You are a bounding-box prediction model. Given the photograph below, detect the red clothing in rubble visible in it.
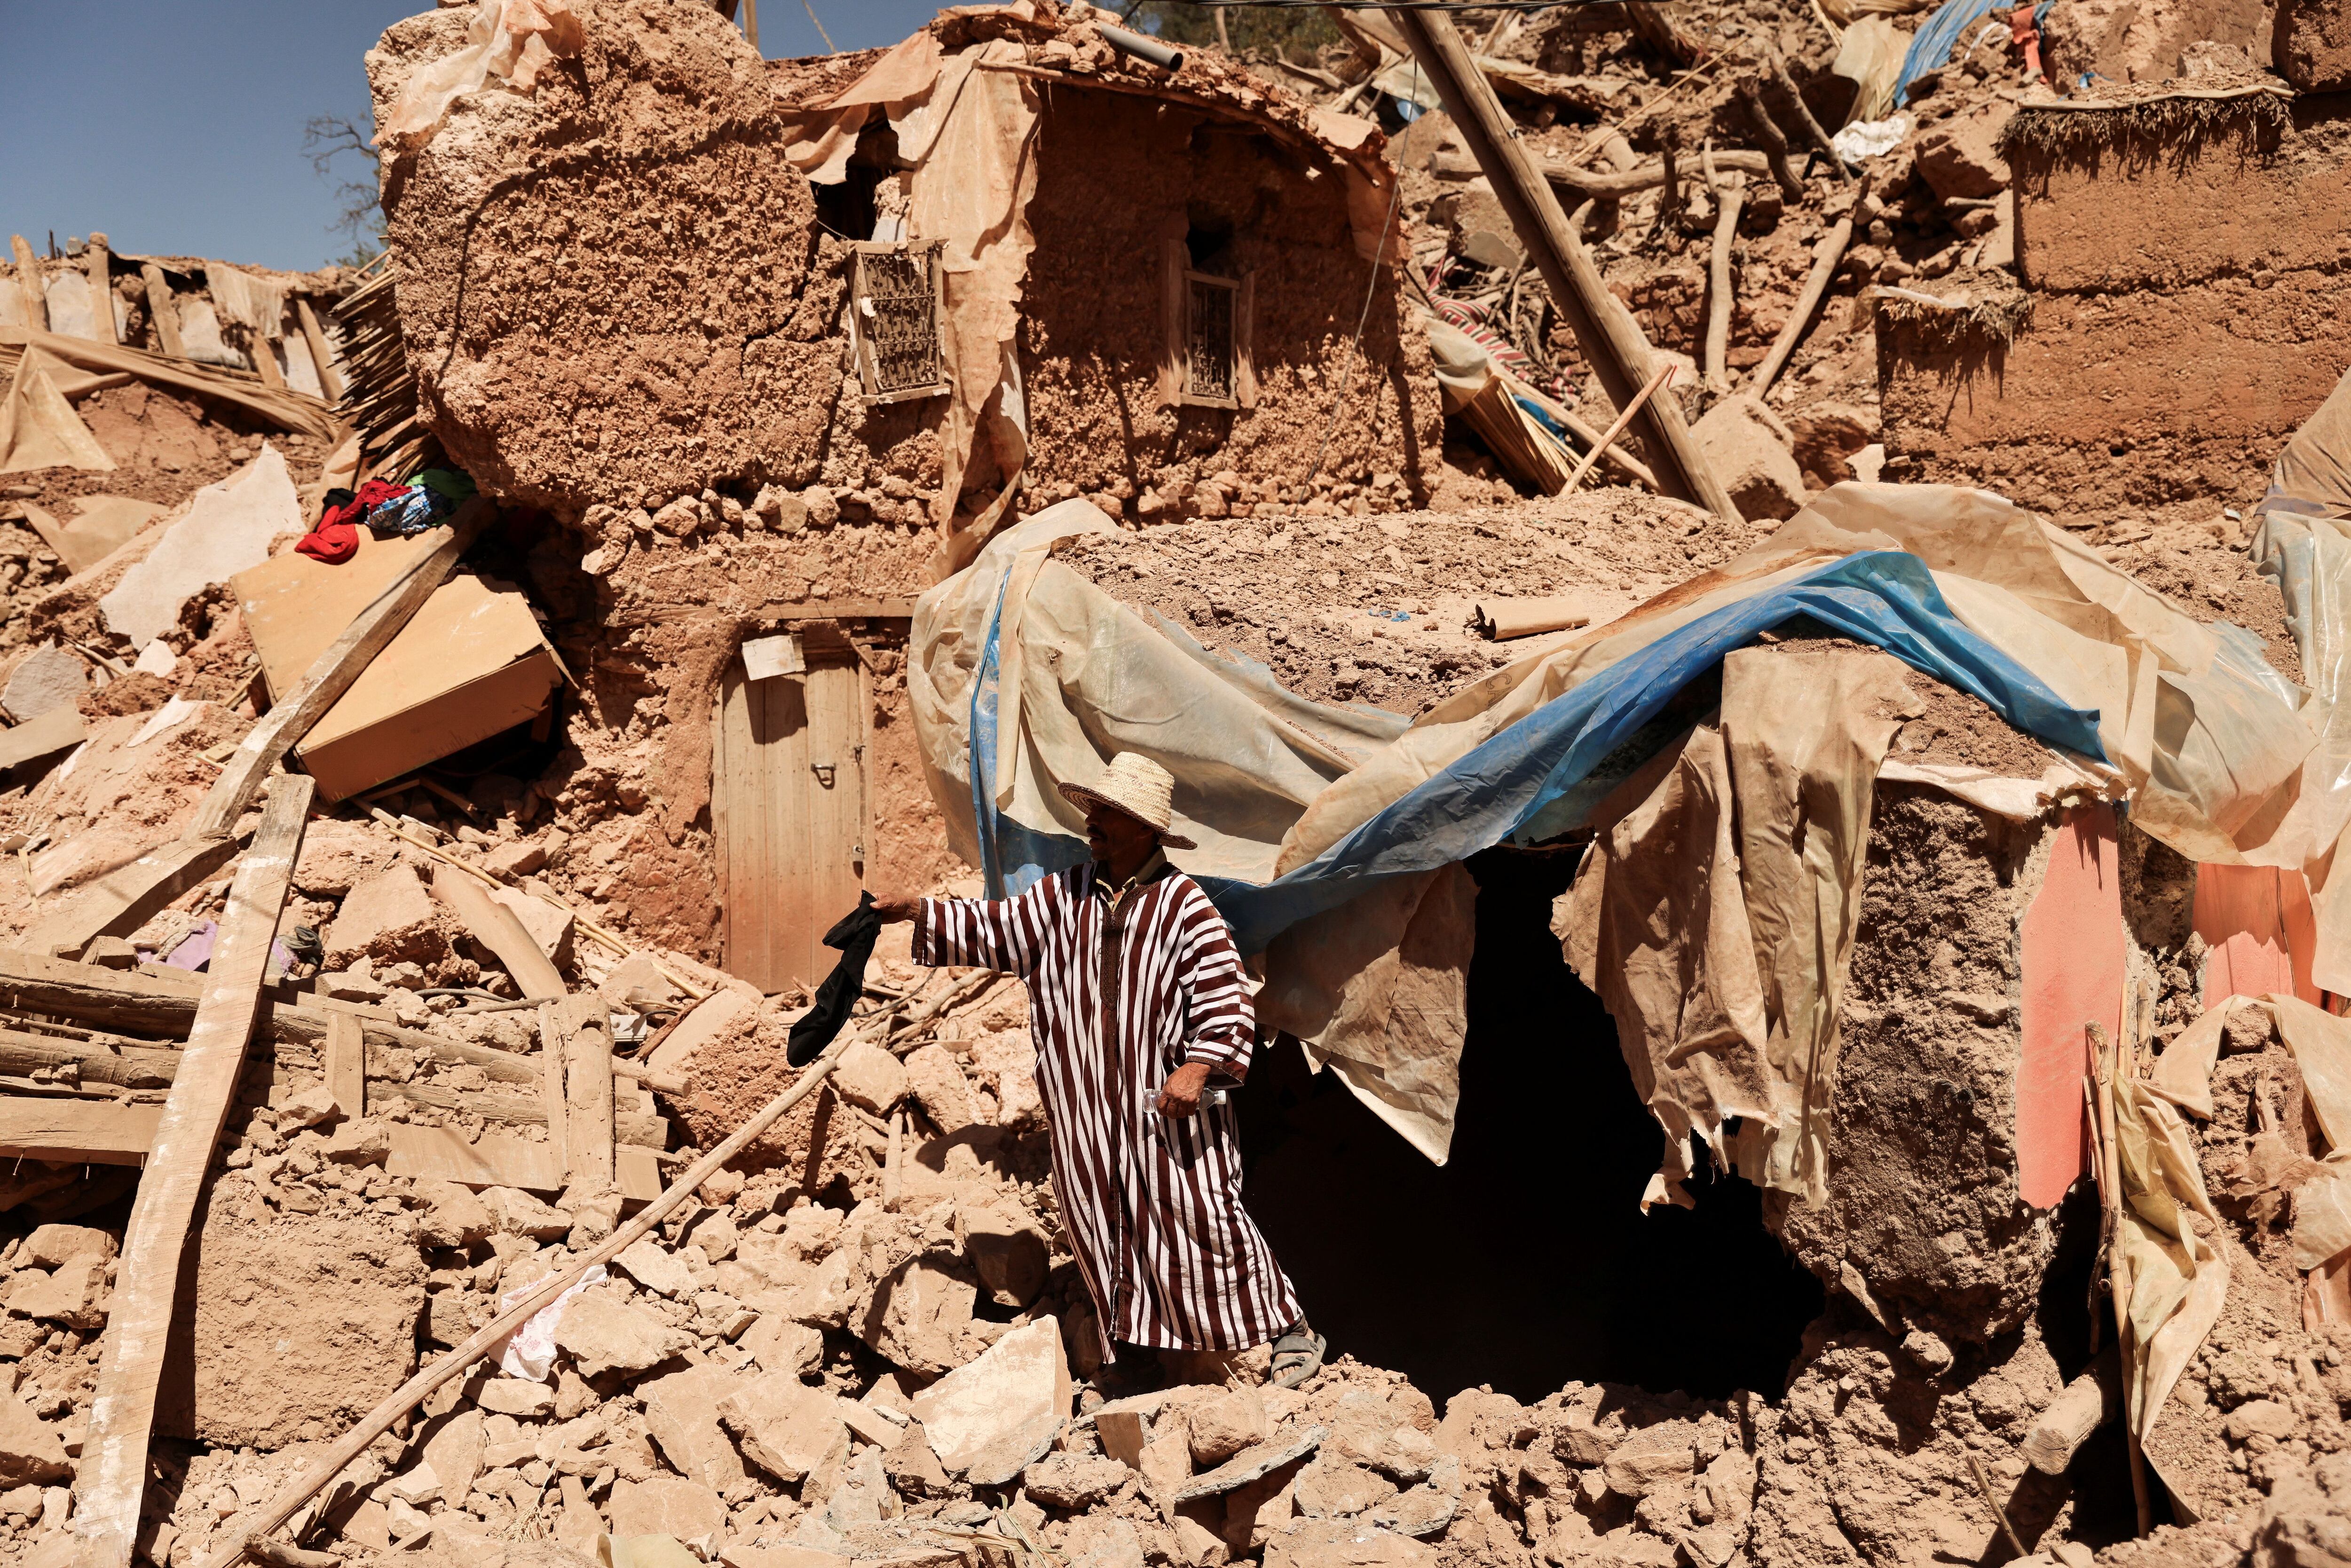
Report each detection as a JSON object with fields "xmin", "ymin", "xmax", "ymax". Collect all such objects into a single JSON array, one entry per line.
[{"xmin": 914, "ymin": 860, "xmax": 1302, "ymax": 1359}]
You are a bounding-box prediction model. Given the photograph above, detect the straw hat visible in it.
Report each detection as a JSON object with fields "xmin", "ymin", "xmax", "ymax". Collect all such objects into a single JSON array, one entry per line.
[{"xmin": 1058, "ymin": 753, "xmax": 1196, "ymax": 850}]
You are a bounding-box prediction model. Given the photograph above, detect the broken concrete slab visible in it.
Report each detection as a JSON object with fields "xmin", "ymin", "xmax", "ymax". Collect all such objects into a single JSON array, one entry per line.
[
  {"xmin": 830, "ymin": 1038, "xmax": 907, "ymax": 1115},
  {"xmin": 2, "ymin": 645, "xmax": 86, "ymax": 723},
  {"xmin": 858, "ymin": 1258, "xmax": 976, "ymax": 1378},
  {"xmin": 21, "ymin": 1225, "xmax": 116, "ymax": 1266},
  {"xmin": 900, "ymin": 1045, "xmax": 977, "ymax": 1133},
  {"xmin": 99, "ymin": 444, "xmax": 300, "ymax": 647},
  {"xmin": 957, "ymin": 1206, "xmax": 1048, "ymax": 1310},
  {"xmin": 1262, "ymin": 1519, "xmax": 1439, "ymax": 1568},
  {"xmin": 613, "ymin": 1237, "xmax": 697, "ymax": 1300},
  {"xmin": 1178, "ymin": 1427, "xmax": 1329, "ymax": 1503},
  {"xmin": 639, "ymin": 1363, "xmax": 751, "ymax": 1491},
  {"xmin": 5, "ymin": 1259, "xmax": 105, "ymax": 1330},
  {"xmin": 909, "ymin": 1316, "xmax": 1071, "ymax": 1487},
  {"xmin": 606, "ymin": 1476, "xmax": 726, "ymax": 1544},
  {"xmin": 549, "ymin": 1292, "xmax": 689, "ymax": 1379},
  {"xmin": 716, "ymin": 1371, "xmax": 850, "ymax": 1484},
  {"xmin": 647, "ymin": 988, "xmax": 752, "ymax": 1078},
  {"xmin": 1691, "ymin": 396, "xmax": 1807, "ymax": 523},
  {"xmin": 1023, "ymin": 1454, "xmax": 1132, "ymax": 1511},
  {"xmin": 322, "ymin": 862, "xmax": 444, "ymax": 970}
]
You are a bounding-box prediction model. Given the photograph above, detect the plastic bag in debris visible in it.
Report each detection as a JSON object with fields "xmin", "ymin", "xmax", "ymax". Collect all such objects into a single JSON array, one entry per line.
[
  {"xmin": 1830, "ymin": 113, "xmax": 1912, "ymax": 162},
  {"xmin": 495, "ymin": 1263, "xmax": 606, "ymax": 1382},
  {"xmin": 1833, "ymin": 17, "xmax": 1910, "ymax": 123},
  {"xmin": 381, "ymin": 0, "xmax": 585, "ymax": 149}
]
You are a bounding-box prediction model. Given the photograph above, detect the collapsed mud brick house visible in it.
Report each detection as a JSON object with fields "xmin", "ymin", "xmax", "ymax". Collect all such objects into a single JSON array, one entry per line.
[{"xmin": 17, "ymin": 1, "xmax": 2351, "ymax": 1568}]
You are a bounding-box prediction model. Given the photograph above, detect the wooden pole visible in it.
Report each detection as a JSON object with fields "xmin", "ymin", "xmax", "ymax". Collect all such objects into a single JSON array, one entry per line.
[
  {"xmin": 293, "ymin": 299, "xmax": 343, "ymax": 403},
  {"xmin": 137, "ymin": 264, "xmax": 182, "ymax": 359},
  {"xmin": 200, "ymin": 1024, "xmax": 868, "ymax": 1568},
  {"xmin": 9, "ymin": 237, "xmax": 47, "ymax": 333},
  {"xmin": 1749, "ymin": 215, "xmax": 1854, "ymax": 398},
  {"xmin": 1736, "ymin": 80, "xmax": 1807, "ymax": 204},
  {"xmin": 741, "ymin": 0, "xmax": 759, "ymax": 49},
  {"xmin": 537, "ymin": 1003, "xmax": 569, "ymax": 1176},
  {"xmin": 188, "ymin": 499, "xmax": 492, "ymax": 842},
  {"xmin": 1771, "ymin": 54, "xmax": 1853, "ymax": 179},
  {"xmin": 1386, "ymin": 6, "xmax": 1738, "ymax": 521},
  {"xmin": 84, "ymin": 235, "xmax": 117, "ymax": 347},
  {"xmin": 1704, "ymin": 177, "xmax": 1745, "ymax": 393},
  {"xmin": 77, "ymin": 777, "xmax": 315, "ymax": 1568},
  {"xmin": 1565, "ymin": 362, "xmax": 1676, "ymax": 495}
]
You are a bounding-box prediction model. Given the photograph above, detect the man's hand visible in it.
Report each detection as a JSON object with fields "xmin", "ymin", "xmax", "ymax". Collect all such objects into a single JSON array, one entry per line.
[
  {"xmin": 1156, "ymin": 1061, "xmax": 1214, "ymax": 1118},
  {"xmin": 869, "ymin": 891, "xmax": 920, "ymax": 923}
]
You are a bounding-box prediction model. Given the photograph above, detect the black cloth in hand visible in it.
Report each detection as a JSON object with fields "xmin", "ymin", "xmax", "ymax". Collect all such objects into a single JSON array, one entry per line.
[{"xmin": 786, "ymin": 890, "xmax": 884, "ymax": 1066}]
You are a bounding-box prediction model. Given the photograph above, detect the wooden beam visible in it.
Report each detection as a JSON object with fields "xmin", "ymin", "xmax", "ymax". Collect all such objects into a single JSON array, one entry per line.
[
  {"xmin": 79, "ymin": 774, "xmax": 313, "ymax": 1568},
  {"xmin": 0, "ymin": 1099, "xmax": 159, "ymax": 1166},
  {"xmin": 562, "ymin": 994, "xmax": 614, "ymax": 1189},
  {"xmin": 538, "ymin": 1002, "xmax": 568, "ymax": 1177},
  {"xmin": 749, "ymin": 598, "xmax": 917, "ymax": 622},
  {"xmin": 9, "ymin": 237, "xmax": 47, "ymax": 334},
  {"xmin": 428, "ymin": 863, "xmax": 564, "ymax": 1001},
  {"xmin": 292, "ymin": 299, "xmax": 342, "ymax": 403},
  {"xmin": 137, "ymin": 264, "xmax": 181, "ymax": 359},
  {"xmin": 84, "ymin": 236, "xmax": 117, "ymax": 347},
  {"xmin": 385, "ymin": 1123, "xmax": 562, "ymax": 1191},
  {"xmin": 1386, "ymin": 7, "xmax": 1738, "ymax": 521},
  {"xmin": 0, "ymin": 1027, "xmax": 179, "ymax": 1088},
  {"xmin": 187, "ymin": 497, "xmax": 493, "ymax": 842},
  {"xmin": 378, "ymin": 1079, "xmax": 664, "ymax": 1147},
  {"xmin": 21, "ymin": 833, "xmax": 246, "ymax": 961},
  {"xmin": 248, "ymin": 334, "xmax": 284, "ymax": 391},
  {"xmin": 323, "ymin": 1012, "xmax": 363, "ymax": 1119}
]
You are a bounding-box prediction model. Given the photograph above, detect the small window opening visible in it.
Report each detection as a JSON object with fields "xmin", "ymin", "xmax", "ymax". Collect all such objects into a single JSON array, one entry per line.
[
  {"xmin": 815, "ymin": 121, "xmax": 900, "ymax": 242},
  {"xmin": 850, "ymin": 243, "xmax": 947, "ymax": 405},
  {"xmin": 1184, "ymin": 273, "xmax": 1239, "ymax": 407}
]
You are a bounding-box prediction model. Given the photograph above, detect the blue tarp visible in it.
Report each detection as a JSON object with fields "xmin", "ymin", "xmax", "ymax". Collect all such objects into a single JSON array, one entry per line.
[
  {"xmin": 1895, "ymin": 0, "xmax": 2057, "ymax": 106},
  {"xmin": 970, "ymin": 549, "xmax": 2106, "ymax": 953}
]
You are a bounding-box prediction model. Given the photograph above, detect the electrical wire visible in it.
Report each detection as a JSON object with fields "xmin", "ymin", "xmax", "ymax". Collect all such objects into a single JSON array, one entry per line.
[
  {"xmin": 1161, "ymin": 1, "xmax": 1615, "ymax": 10},
  {"xmin": 801, "ymin": 0, "xmax": 836, "ymax": 53}
]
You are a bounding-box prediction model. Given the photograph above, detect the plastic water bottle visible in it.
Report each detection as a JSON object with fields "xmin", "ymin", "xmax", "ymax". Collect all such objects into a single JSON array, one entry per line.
[{"xmin": 1144, "ymin": 1084, "xmax": 1230, "ymax": 1115}]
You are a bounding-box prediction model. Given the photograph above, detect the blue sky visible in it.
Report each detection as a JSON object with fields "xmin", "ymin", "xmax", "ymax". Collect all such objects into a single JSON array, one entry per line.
[{"xmin": 0, "ymin": 0, "xmax": 952, "ymax": 274}]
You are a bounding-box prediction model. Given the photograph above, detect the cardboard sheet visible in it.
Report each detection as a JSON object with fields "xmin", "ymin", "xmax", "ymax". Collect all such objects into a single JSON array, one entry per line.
[{"xmin": 235, "ymin": 528, "xmax": 560, "ymax": 801}]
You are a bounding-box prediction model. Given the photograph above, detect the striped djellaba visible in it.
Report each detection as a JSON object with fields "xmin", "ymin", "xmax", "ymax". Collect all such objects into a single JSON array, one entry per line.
[{"xmin": 915, "ymin": 860, "xmax": 1302, "ymax": 1360}]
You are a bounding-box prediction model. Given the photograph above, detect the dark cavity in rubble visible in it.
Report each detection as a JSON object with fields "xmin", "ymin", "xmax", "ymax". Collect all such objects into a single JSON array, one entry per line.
[{"xmin": 1240, "ymin": 849, "xmax": 1824, "ymax": 1403}]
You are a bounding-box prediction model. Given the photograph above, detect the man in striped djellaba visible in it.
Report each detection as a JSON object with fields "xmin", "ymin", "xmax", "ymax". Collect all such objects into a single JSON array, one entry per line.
[{"xmin": 874, "ymin": 752, "xmax": 1325, "ymax": 1393}]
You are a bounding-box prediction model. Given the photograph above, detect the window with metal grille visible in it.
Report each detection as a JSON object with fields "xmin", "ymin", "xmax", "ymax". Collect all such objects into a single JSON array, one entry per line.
[
  {"xmin": 851, "ymin": 243, "xmax": 946, "ymax": 404},
  {"xmin": 1183, "ymin": 271, "xmax": 1240, "ymax": 409}
]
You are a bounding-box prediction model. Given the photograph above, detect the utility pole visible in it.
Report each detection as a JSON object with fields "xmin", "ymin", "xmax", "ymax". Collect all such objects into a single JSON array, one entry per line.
[{"xmin": 1385, "ymin": 7, "xmax": 1738, "ymax": 520}]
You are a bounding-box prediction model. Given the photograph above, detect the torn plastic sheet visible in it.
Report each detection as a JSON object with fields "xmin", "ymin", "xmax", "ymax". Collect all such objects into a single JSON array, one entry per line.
[
  {"xmin": 379, "ymin": 0, "xmax": 584, "ymax": 148},
  {"xmin": 1218, "ymin": 548, "xmax": 2103, "ymax": 954},
  {"xmin": 495, "ymin": 1263, "xmax": 607, "ymax": 1382}
]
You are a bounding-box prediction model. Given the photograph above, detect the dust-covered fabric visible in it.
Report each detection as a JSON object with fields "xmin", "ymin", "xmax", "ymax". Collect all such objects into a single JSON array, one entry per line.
[
  {"xmin": 1556, "ymin": 646, "xmax": 1910, "ymax": 1208},
  {"xmin": 914, "ymin": 865, "xmax": 1301, "ymax": 1357}
]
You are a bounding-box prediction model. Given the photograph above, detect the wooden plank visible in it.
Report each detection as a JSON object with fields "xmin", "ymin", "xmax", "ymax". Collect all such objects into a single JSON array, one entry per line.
[
  {"xmin": 188, "ymin": 497, "xmax": 493, "ymax": 841},
  {"xmin": 19, "ymin": 833, "xmax": 245, "ymax": 961},
  {"xmin": 376, "ymin": 1079, "xmax": 664, "ymax": 1147},
  {"xmin": 0, "ymin": 707, "xmax": 85, "ymax": 775},
  {"xmin": 0, "ymin": 1099, "xmax": 159, "ymax": 1166},
  {"xmin": 384, "ymin": 1123, "xmax": 564, "ymax": 1192},
  {"xmin": 9, "ymin": 237, "xmax": 47, "ymax": 333},
  {"xmin": 747, "ymin": 599, "xmax": 916, "ymax": 622},
  {"xmin": 0, "ymin": 1026, "xmax": 179, "ymax": 1088},
  {"xmin": 137, "ymin": 264, "xmax": 181, "ymax": 359},
  {"xmin": 427, "ymin": 862, "xmax": 564, "ymax": 1000},
  {"xmin": 79, "ymin": 774, "xmax": 313, "ymax": 1568},
  {"xmin": 248, "ymin": 334, "xmax": 285, "ymax": 391},
  {"xmin": 323, "ymin": 1012, "xmax": 363, "ymax": 1119},
  {"xmin": 84, "ymin": 236, "xmax": 117, "ymax": 347},
  {"xmin": 563, "ymin": 994, "xmax": 613, "ymax": 1188},
  {"xmin": 293, "ymin": 299, "xmax": 342, "ymax": 403},
  {"xmin": 538, "ymin": 1002, "xmax": 568, "ymax": 1177}
]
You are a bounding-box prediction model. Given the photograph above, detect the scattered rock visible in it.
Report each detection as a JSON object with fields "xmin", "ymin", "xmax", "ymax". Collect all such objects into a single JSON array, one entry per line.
[
  {"xmin": 717, "ymin": 1371, "xmax": 850, "ymax": 1484},
  {"xmin": 551, "ymin": 1292, "xmax": 690, "ymax": 1379},
  {"xmin": 1024, "ymin": 1454, "xmax": 1132, "ymax": 1510},
  {"xmin": 1691, "ymin": 397, "xmax": 1807, "ymax": 524},
  {"xmin": 831, "ymin": 1038, "xmax": 907, "ymax": 1115},
  {"xmin": 322, "ymin": 863, "xmax": 444, "ymax": 969},
  {"xmin": 20, "ymin": 1226, "xmax": 115, "ymax": 1268},
  {"xmin": 606, "ymin": 1475, "xmax": 726, "ymax": 1544},
  {"xmin": 910, "ymin": 1316, "xmax": 1072, "ymax": 1486}
]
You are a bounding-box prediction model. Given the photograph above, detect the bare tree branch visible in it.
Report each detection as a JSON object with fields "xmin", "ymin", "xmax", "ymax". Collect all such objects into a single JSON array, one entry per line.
[{"xmin": 304, "ymin": 113, "xmax": 386, "ymax": 268}]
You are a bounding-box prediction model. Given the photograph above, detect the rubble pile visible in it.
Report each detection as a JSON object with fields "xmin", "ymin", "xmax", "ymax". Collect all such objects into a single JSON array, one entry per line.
[{"xmin": 4, "ymin": 0, "xmax": 2351, "ymax": 1566}]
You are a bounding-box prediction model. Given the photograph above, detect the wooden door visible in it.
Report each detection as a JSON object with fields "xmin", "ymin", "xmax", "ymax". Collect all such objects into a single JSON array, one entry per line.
[{"xmin": 712, "ymin": 650, "xmax": 869, "ymax": 992}]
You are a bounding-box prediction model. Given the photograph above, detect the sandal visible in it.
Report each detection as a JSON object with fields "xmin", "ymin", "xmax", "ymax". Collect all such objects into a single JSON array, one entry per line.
[{"xmin": 1270, "ymin": 1322, "xmax": 1327, "ymax": 1390}]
